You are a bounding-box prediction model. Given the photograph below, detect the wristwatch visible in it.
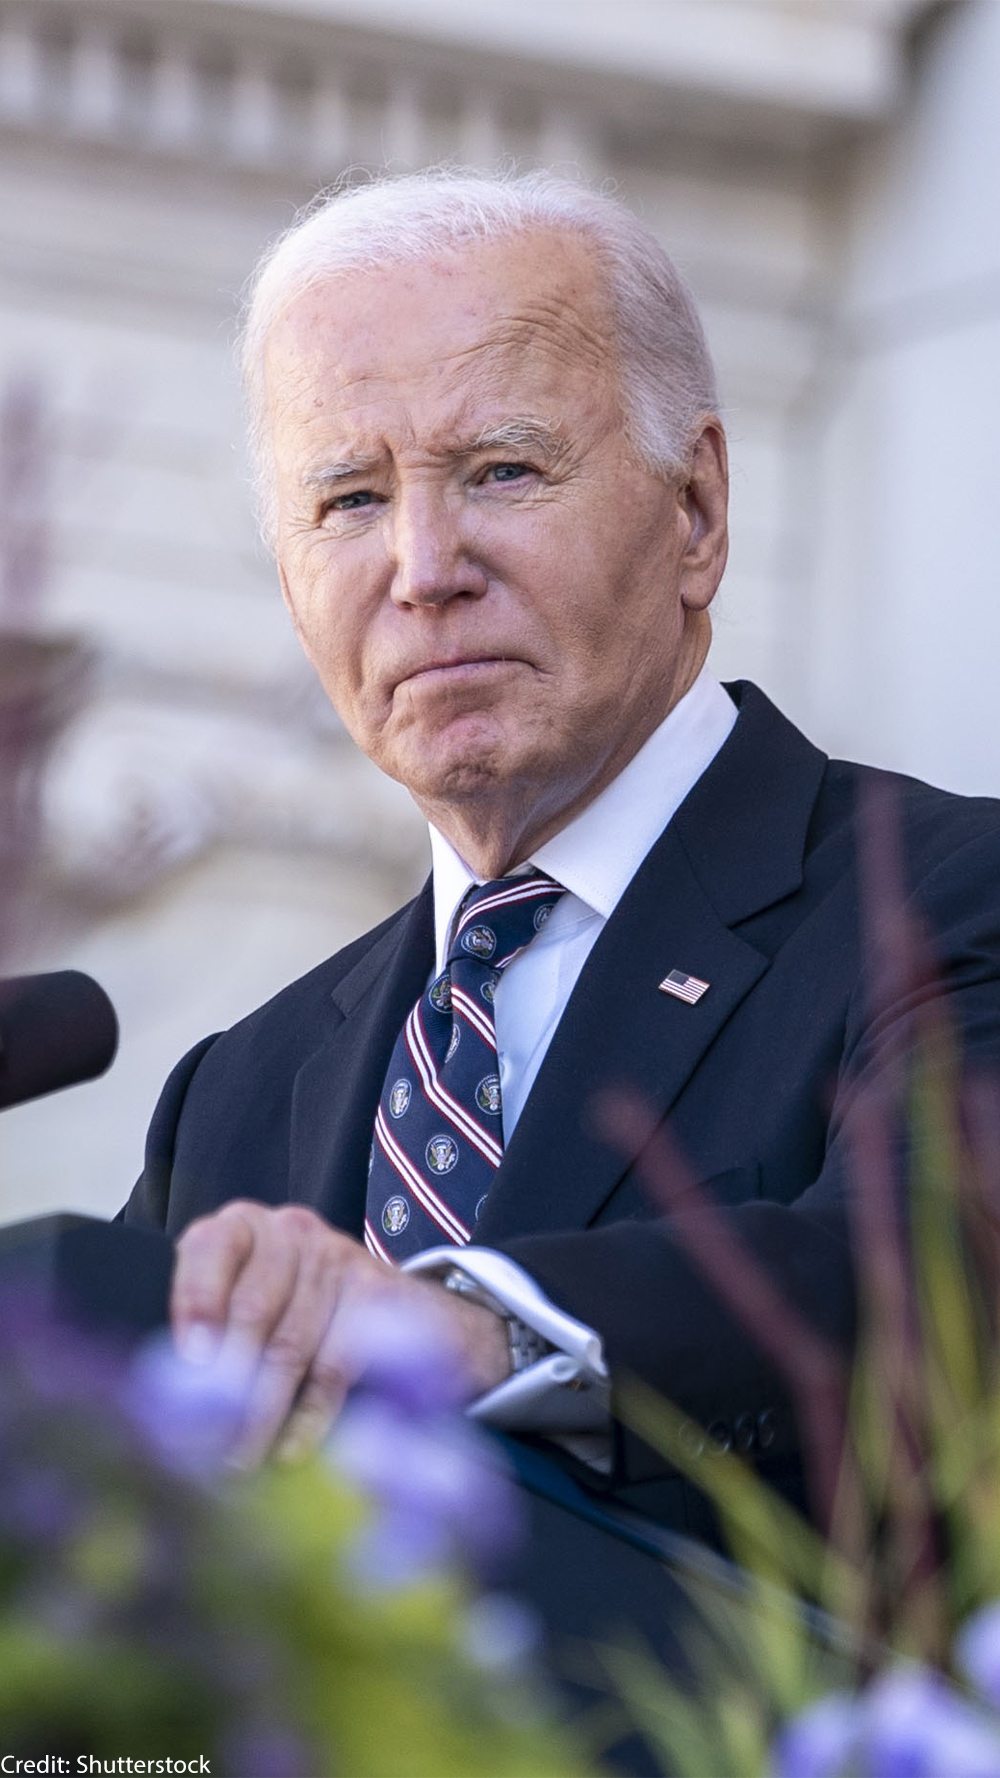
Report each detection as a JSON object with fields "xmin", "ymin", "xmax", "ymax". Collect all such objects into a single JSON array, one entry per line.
[{"xmin": 440, "ymin": 1265, "xmax": 552, "ymax": 1374}]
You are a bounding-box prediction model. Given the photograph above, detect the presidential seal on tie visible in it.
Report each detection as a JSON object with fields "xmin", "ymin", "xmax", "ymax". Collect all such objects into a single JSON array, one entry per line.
[
  {"xmin": 381, "ymin": 1195, "xmax": 410, "ymax": 1236},
  {"xmin": 462, "ymin": 924, "xmax": 497, "ymax": 959},
  {"xmin": 476, "ymin": 1074, "xmax": 502, "ymax": 1115},
  {"xmin": 389, "ymin": 1079, "xmax": 411, "ymax": 1118},
  {"xmin": 425, "ymin": 1134, "xmax": 459, "ymax": 1175},
  {"xmin": 428, "ymin": 974, "xmax": 452, "ymax": 1013}
]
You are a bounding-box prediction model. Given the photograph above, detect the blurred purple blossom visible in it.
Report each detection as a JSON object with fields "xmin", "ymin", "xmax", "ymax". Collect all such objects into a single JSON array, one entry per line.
[
  {"xmin": 0, "ymin": 1464, "xmax": 84, "ymax": 1547},
  {"xmin": 865, "ymin": 1666, "xmax": 1000, "ymax": 1777},
  {"xmin": 772, "ymin": 1691, "xmax": 861, "ymax": 1778},
  {"xmin": 124, "ymin": 1334, "xmax": 250, "ymax": 1479},
  {"xmin": 323, "ymin": 1291, "xmax": 523, "ymax": 1585},
  {"xmin": 0, "ymin": 1292, "xmax": 544, "ymax": 1773},
  {"xmin": 328, "ymin": 1393, "xmax": 522, "ymax": 1586},
  {"xmin": 336, "ymin": 1295, "xmax": 471, "ymax": 1413},
  {"xmin": 957, "ymin": 1603, "xmax": 1000, "ymax": 1712},
  {"xmin": 461, "ymin": 1591, "xmax": 541, "ymax": 1677},
  {"xmin": 776, "ymin": 1668, "xmax": 1000, "ymax": 1778},
  {"xmin": 221, "ymin": 1721, "xmax": 314, "ymax": 1778}
]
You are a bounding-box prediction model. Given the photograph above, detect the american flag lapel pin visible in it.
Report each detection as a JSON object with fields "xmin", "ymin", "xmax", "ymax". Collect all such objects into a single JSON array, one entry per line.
[{"xmin": 659, "ymin": 969, "xmax": 710, "ymax": 1005}]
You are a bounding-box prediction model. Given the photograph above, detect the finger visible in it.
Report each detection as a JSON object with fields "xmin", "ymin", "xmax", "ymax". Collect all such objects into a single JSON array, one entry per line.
[
  {"xmin": 216, "ymin": 1207, "xmax": 305, "ymax": 1380},
  {"xmin": 273, "ymin": 1309, "xmax": 354, "ymax": 1465},
  {"xmin": 272, "ymin": 1260, "xmax": 411, "ymax": 1465},
  {"xmin": 170, "ymin": 1203, "xmax": 258, "ymax": 1360},
  {"xmin": 233, "ymin": 1234, "xmax": 350, "ymax": 1468}
]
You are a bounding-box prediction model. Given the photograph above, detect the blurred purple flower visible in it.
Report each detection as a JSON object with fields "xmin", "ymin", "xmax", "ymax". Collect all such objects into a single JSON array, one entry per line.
[
  {"xmin": 322, "ymin": 1290, "xmax": 523, "ymax": 1585},
  {"xmin": 124, "ymin": 1335, "xmax": 250, "ymax": 1478},
  {"xmin": 327, "ymin": 1394, "xmax": 522, "ymax": 1586},
  {"xmin": 775, "ymin": 1668, "xmax": 1000, "ymax": 1778},
  {"xmin": 461, "ymin": 1591, "xmax": 541, "ymax": 1677},
  {"xmin": 221, "ymin": 1721, "xmax": 313, "ymax": 1778},
  {"xmin": 354, "ymin": 1503, "xmax": 454, "ymax": 1587},
  {"xmin": 0, "ymin": 1465, "xmax": 84, "ymax": 1546},
  {"xmin": 336, "ymin": 1295, "xmax": 470, "ymax": 1414},
  {"xmin": 865, "ymin": 1666, "xmax": 1000, "ymax": 1778},
  {"xmin": 957, "ymin": 1603, "xmax": 1000, "ymax": 1712},
  {"xmin": 772, "ymin": 1691, "xmax": 861, "ymax": 1778}
]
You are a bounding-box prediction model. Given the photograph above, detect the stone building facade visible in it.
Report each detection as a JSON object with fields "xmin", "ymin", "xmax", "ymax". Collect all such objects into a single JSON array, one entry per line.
[{"xmin": 0, "ymin": 0, "xmax": 996, "ymax": 1220}]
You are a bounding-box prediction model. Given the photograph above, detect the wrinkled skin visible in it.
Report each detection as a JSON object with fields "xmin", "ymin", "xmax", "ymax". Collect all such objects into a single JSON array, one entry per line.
[
  {"xmin": 269, "ymin": 230, "xmax": 728, "ymax": 877},
  {"xmin": 171, "ymin": 231, "xmax": 729, "ymax": 1462}
]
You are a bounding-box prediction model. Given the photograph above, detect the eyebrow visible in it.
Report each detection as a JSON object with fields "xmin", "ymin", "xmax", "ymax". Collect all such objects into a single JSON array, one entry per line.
[
  {"xmin": 465, "ymin": 420, "xmax": 566, "ymax": 459},
  {"xmin": 298, "ymin": 420, "xmax": 567, "ymax": 494},
  {"xmin": 300, "ymin": 458, "xmax": 379, "ymax": 493}
]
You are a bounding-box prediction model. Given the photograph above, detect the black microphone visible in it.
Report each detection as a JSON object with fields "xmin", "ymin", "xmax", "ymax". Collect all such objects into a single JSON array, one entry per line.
[{"xmin": 0, "ymin": 971, "xmax": 119, "ymax": 1109}]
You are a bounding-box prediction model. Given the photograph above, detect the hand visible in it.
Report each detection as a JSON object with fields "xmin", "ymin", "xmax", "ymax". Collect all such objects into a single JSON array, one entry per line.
[{"xmin": 170, "ymin": 1200, "xmax": 511, "ymax": 1468}]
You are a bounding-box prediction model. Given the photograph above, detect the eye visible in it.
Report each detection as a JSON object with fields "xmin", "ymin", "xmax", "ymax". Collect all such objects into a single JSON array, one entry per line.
[
  {"xmin": 327, "ymin": 488, "xmax": 376, "ymax": 512},
  {"xmin": 482, "ymin": 461, "xmax": 534, "ymax": 484}
]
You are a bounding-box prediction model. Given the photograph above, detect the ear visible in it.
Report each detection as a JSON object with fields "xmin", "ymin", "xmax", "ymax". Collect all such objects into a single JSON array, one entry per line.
[{"xmin": 679, "ymin": 421, "xmax": 729, "ymax": 612}]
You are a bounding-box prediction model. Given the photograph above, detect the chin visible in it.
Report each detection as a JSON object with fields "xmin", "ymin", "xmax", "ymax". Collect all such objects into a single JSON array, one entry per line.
[
  {"xmin": 385, "ymin": 712, "xmax": 514, "ymax": 789},
  {"xmin": 397, "ymin": 733, "xmax": 524, "ymax": 803},
  {"xmin": 414, "ymin": 753, "xmax": 508, "ymax": 803}
]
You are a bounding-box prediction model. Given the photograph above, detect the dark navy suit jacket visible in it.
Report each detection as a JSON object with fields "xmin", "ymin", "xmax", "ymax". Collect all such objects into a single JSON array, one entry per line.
[{"xmin": 125, "ymin": 683, "xmax": 1000, "ymax": 1529}]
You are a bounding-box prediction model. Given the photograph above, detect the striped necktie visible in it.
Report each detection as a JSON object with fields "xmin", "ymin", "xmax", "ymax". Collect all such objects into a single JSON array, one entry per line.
[{"xmin": 364, "ymin": 872, "xmax": 565, "ymax": 1263}]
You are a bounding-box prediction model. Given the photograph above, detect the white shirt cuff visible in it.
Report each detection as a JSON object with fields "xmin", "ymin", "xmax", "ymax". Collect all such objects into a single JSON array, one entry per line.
[{"xmin": 401, "ymin": 1245, "xmax": 610, "ymax": 1436}]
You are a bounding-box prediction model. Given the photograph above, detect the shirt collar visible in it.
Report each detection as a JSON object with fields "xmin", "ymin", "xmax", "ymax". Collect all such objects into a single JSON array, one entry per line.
[{"xmin": 428, "ymin": 666, "xmax": 737, "ymax": 971}]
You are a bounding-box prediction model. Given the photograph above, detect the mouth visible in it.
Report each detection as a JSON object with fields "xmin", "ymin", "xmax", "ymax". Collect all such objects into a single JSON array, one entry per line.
[{"xmin": 393, "ymin": 655, "xmax": 521, "ymax": 692}]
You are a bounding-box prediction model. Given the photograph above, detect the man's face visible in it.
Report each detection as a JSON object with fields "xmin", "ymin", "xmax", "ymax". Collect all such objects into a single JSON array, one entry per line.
[{"xmin": 266, "ymin": 232, "xmax": 725, "ymax": 840}]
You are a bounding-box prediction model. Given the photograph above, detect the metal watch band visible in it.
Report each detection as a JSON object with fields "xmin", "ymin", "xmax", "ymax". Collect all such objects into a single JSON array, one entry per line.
[
  {"xmin": 440, "ymin": 1266, "xmax": 552, "ymax": 1374},
  {"xmin": 505, "ymin": 1315, "xmax": 551, "ymax": 1373}
]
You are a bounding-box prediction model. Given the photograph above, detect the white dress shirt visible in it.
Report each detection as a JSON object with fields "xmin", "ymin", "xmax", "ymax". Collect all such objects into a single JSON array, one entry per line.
[{"xmin": 402, "ymin": 669, "xmax": 737, "ymax": 1443}]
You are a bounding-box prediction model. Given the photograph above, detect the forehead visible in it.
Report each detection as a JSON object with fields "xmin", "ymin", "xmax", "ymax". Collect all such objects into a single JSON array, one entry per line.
[{"xmin": 262, "ymin": 231, "xmax": 619, "ymax": 444}]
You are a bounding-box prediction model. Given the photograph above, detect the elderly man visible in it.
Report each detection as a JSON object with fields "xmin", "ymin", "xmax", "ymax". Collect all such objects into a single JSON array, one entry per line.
[{"xmin": 125, "ymin": 171, "xmax": 1000, "ymax": 1527}]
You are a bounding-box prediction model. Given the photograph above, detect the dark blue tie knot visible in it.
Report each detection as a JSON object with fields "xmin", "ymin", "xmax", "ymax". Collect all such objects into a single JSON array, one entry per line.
[{"xmin": 447, "ymin": 873, "xmax": 564, "ymax": 974}]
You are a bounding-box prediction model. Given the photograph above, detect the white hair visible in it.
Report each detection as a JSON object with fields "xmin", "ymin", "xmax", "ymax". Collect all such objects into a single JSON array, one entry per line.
[{"xmin": 240, "ymin": 168, "xmax": 720, "ymax": 549}]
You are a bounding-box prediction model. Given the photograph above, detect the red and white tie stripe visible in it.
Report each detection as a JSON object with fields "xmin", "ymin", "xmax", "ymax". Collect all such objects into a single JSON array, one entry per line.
[{"xmin": 364, "ymin": 871, "xmax": 564, "ymax": 1262}]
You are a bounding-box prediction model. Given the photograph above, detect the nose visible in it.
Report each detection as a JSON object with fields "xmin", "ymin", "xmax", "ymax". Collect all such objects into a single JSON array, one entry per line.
[{"xmin": 389, "ymin": 485, "xmax": 489, "ymax": 608}]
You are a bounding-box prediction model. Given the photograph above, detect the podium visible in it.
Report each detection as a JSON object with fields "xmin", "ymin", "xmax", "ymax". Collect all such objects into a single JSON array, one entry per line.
[{"xmin": 0, "ymin": 1211, "xmax": 172, "ymax": 1336}]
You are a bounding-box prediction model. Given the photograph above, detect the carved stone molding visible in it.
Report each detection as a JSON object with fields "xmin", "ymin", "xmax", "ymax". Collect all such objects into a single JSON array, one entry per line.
[
  {"xmin": 0, "ymin": 0, "xmax": 949, "ymax": 192},
  {"xmin": 0, "ymin": 0, "xmax": 604, "ymax": 184}
]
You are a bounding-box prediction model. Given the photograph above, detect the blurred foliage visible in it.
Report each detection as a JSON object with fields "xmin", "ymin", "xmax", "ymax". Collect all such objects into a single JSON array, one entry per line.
[
  {"xmin": 598, "ymin": 792, "xmax": 1000, "ymax": 1776},
  {"xmin": 0, "ymin": 1307, "xmax": 584, "ymax": 1777}
]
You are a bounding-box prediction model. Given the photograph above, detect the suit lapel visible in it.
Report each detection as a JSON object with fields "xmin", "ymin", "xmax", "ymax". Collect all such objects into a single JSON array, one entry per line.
[
  {"xmin": 477, "ymin": 684, "xmax": 828, "ymax": 1243},
  {"xmin": 477, "ymin": 829, "xmax": 768, "ymax": 1241},
  {"xmin": 288, "ymin": 882, "xmax": 435, "ymax": 1234}
]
